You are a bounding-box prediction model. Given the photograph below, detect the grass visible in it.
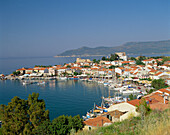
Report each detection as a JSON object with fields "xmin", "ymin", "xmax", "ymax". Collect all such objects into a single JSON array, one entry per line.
[{"xmin": 76, "ymin": 108, "xmax": 170, "ymax": 135}]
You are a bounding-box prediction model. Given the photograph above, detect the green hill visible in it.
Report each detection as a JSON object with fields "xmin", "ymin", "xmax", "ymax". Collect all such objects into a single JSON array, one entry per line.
[{"xmin": 57, "ymin": 40, "xmax": 170, "ymax": 56}]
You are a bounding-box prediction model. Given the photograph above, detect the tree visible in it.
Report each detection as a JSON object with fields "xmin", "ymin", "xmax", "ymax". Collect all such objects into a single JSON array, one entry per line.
[
  {"xmin": 93, "ymin": 59, "xmax": 97, "ymax": 63},
  {"xmin": 136, "ymin": 60, "xmax": 145, "ymax": 65},
  {"xmin": 151, "ymin": 79, "xmax": 167, "ymax": 90},
  {"xmin": 136, "ymin": 98, "xmax": 151, "ymax": 120},
  {"xmin": 130, "ymin": 57, "xmax": 136, "ymax": 61},
  {"xmin": 109, "ymin": 65, "xmax": 116, "ymax": 69},
  {"xmin": 138, "ymin": 56, "xmax": 146, "ymax": 61},
  {"xmin": 50, "ymin": 115, "xmax": 83, "ymax": 135},
  {"xmin": 0, "ymin": 93, "xmax": 49, "ymax": 135},
  {"xmin": 35, "ymin": 120, "xmax": 53, "ymax": 135},
  {"xmin": 13, "ymin": 71, "xmax": 20, "ymax": 76},
  {"xmin": 129, "ymin": 94, "xmax": 137, "ymax": 100},
  {"xmin": 66, "ymin": 65, "xmax": 71, "ymax": 68},
  {"xmin": 110, "ymin": 54, "xmax": 119, "ymax": 61},
  {"xmin": 102, "ymin": 56, "xmax": 106, "ymax": 61}
]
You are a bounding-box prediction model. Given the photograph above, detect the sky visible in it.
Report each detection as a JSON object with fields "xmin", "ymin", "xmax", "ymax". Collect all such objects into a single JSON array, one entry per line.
[{"xmin": 0, "ymin": 0, "xmax": 170, "ymax": 58}]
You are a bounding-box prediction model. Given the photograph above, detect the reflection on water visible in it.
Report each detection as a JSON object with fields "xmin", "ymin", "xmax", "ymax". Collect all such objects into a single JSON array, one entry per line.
[
  {"xmin": 0, "ymin": 79, "xmax": 112, "ymax": 120},
  {"xmin": 49, "ymin": 80, "xmax": 56, "ymax": 88}
]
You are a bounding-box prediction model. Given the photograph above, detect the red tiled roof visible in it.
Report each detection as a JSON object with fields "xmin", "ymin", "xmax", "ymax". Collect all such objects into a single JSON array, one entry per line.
[
  {"xmin": 154, "ymin": 72, "xmax": 163, "ymax": 76},
  {"xmin": 150, "ymin": 102, "xmax": 169, "ymax": 111},
  {"xmin": 84, "ymin": 116, "xmax": 112, "ymax": 127},
  {"xmin": 127, "ymin": 99, "xmax": 141, "ymax": 106},
  {"xmin": 158, "ymin": 89, "xmax": 170, "ymax": 94}
]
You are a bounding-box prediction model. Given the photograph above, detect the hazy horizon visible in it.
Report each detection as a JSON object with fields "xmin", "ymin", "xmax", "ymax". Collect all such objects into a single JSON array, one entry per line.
[{"xmin": 0, "ymin": 0, "xmax": 170, "ymax": 58}]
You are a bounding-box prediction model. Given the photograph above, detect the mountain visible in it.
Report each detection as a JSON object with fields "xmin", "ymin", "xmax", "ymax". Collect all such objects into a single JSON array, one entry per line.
[{"xmin": 56, "ymin": 40, "xmax": 170, "ymax": 57}]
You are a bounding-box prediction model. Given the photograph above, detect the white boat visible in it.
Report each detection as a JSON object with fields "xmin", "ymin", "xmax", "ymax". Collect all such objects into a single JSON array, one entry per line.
[
  {"xmin": 120, "ymin": 88, "xmax": 141, "ymax": 94},
  {"xmin": 22, "ymin": 81, "xmax": 31, "ymax": 85},
  {"xmin": 59, "ymin": 77, "xmax": 68, "ymax": 80}
]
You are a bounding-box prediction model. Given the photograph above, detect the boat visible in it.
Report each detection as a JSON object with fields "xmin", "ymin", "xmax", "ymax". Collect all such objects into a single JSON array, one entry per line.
[
  {"xmin": 22, "ymin": 81, "xmax": 31, "ymax": 85},
  {"xmin": 37, "ymin": 81, "xmax": 45, "ymax": 85},
  {"xmin": 120, "ymin": 88, "xmax": 141, "ymax": 94},
  {"xmin": 59, "ymin": 77, "xmax": 68, "ymax": 80}
]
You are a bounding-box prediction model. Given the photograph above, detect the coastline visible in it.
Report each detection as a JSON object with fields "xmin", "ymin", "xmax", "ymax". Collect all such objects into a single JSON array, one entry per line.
[{"xmin": 54, "ymin": 53, "xmax": 170, "ymax": 58}]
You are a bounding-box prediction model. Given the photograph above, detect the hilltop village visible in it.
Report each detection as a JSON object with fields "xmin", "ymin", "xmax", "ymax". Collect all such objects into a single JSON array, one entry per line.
[{"xmin": 0, "ymin": 52, "xmax": 170, "ymax": 131}]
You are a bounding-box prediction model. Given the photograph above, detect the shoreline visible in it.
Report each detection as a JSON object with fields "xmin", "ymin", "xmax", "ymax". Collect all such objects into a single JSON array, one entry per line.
[{"xmin": 54, "ymin": 53, "xmax": 170, "ymax": 58}]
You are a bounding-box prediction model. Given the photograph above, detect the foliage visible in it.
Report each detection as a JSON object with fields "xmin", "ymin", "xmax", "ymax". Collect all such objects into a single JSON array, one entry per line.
[
  {"xmin": 0, "ymin": 93, "xmax": 84, "ymax": 135},
  {"xmin": 0, "ymin": 93, "xmax": 49, "ymax": 135},
  {"xmin": 136, "ymin": 60, "xmax": 145, "ymax": 65},
  {"xmin": 102, "ymin": 56, "xmax": 106, "ymax": 61},
  {"xmin": 151, "ymin": 79, "xmax": 167, "ymax": 89},
  {"xmin": 66, "ymin": 65, "xmax": 71, "ymax": 68},
  {"xmin": 138, "ymin": 56, "xmax": 146, "ymax": 61},
  {"xmin": 93, "ymin": 59, "xmax": 100, "ymax": 64},
  {"xmin": 74, "ymin": 72, "xmax": 82, "ymax": 76},
  {"xmin": 156, "ymin": 60, "xmax": 164, "ymax": 66},
  {"xmin": 130, "ymin": 57, "xmax": 136, "ymax": 61},
  {"xmin": 136, "ymin": 98, "xmax": 151, "ymax": 120},
  {"xmin": 82, "ymin": 66, "xmax": 91, "ymax": 68},
  {"xmin": 129, "ymin": 94, "xmax": 137, "ymax": 100},
  {"xmin": 109, "ymin": 65, "xmax": 116, "ymax": 69},
  {"xmin": 148, "ymin": 89, "xmax": 155, "ymax": 94},
  {"xmin": 110, "ymin": 53, "xmax": 119, "ymax": 61},
  {"xmin": 162, "ymin": 56, "xmax": 170, "ymax": 62},
  {"xmin": 13, "ymin": 71, "xmax": 20, "ymax": 76},
  {"xmin": 36, "ymin": 115, "xmax": 84, "ymax": 135},
  {"xmin": 78, "ymin": 108, "xmax": 170, "ymax": 135},
  {"xmin": 139, "ymin": 78, "xmax": 152, "ymax": 81}
]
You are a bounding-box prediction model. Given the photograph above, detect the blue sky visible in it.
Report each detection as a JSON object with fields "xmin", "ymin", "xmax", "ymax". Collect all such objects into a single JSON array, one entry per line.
[{"xmin": 0, "ymin": 0, "xmax": 169, "ymax": 58}]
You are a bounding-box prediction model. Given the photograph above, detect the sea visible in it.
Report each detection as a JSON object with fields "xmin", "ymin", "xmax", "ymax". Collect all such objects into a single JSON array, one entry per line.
[
  {"xmin": 0, "ymin": 56, "xmax": 111, "ymax": 120},
  {"xmin": 0, "ymin": 54, "xmax": 169, "ymax": 120}
]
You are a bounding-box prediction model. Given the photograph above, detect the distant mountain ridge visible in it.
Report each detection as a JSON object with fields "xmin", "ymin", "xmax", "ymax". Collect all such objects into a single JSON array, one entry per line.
[{"xmin": 56, "ymin": 40, "xmax": 170, "ymax": 57}]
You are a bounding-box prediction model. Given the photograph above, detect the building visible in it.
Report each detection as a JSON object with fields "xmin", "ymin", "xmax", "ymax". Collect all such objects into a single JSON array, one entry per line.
[
  {"xmin": 115, "ymin": 52, "xmax": 127, "ymax": 61},
  {"xmin": 76, "ymin": 58, "xmax": 91, "ymax": 63},
  {"xmin": 83, "ymin": 116, "xmax": 112, "ymax": 130}
]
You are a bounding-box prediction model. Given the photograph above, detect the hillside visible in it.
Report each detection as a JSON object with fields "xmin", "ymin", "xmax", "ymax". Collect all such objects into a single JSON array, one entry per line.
[
  {"xmin": 77, "ymin": 109, "xmax": 170, "ymax": 135},
  {"xmin": 56, "ymin": 40, "xmax": 170, "ymax": 57}
]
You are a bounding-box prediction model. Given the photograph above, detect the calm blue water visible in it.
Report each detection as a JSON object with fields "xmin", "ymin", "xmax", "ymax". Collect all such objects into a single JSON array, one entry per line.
[
  {"xmin": 0, "ymin": 54, "xmax": 169, "ymax": 120},
  {"xmin": 0, "ymin": 79, "xmax": 112, "ymax": 120}
]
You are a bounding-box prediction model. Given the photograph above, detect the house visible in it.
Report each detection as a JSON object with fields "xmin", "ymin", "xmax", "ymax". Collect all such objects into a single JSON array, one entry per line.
[
  {"xmin": 152, "ymin": 72, "xmax": 163, "ymax": 80},
  {"xmin": 115, "ymin": 68, "xmax": 123, "ymax": 76},
  {"xmin": 16, "ymin": 68, "xmax": 26, "ymax": 75},
  {"xmin": 121, "ymin": 61, "xmax": 136, "ymax": 65},
  {"xmin": 76, "ymin": 58, "xmax": 91, "ymax": 63},
  {"xmin": 158, "ymin": 64, "xmax": 170, "ymax": 71},
  {"xmin": 83, "ymin": 116, "xmax": 112, "ymax": 130},
  {"xmin": 49, "ymin": 67, "xmax": 57, "ymax": 76},
  {"xmin": 102, "ymin": 110, "xmax": 127, "ymax": 123},
  {"xmin": 142, "ymin": 58, "xmax": 156, "ymax": 65},
  {"xmin": 144, "ymin": 89, "xmax": 170, "ymax": 111},
  {"xmin": 108, "ymin": 100, "xmax": 140, "ymax": 121},
  {"xmin": 115, "ymin": 52, "xmax": 127, "ymax": 61},
  {"xmin": 25, "ymin": 68, "xmax": 34, "ymax": 74}
]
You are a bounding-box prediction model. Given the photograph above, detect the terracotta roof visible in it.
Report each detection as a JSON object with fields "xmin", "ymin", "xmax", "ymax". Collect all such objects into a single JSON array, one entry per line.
[
  {"xmin": 150, "ymin": 102, "xmax": 169, "ymax": 111},
  {"xmin": 102, "ymin": 110, "xmax": 127, "ymax": 118},
  {"xmin": 127, "ymin": 99, "xmax": 141, "ymax": 106},
  {"xmin": 154, "ymin": 72, "xmax": 163, "ymax": 76},
  {"xmin": 145, "ymin": 93, "xmax": 169, "ymax": 104},
  {"xmin": 16, "ymin": 68, "xmax": 26, "ymax": 71},
  {"xmin": 84, "ymin": 116, "xmax": 112, "ymax": 127},
  {"xmin": 158, "ymin": 89, "xmax": 170, "ymax": 94},
  {"xmin": 25, "ymin": 68, "xmax": 33, "ymax": 70}
]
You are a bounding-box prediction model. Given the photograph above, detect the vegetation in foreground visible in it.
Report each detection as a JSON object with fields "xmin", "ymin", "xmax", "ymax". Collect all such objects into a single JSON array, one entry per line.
[
  {"xmin": 77, "ymin": 108, "xmax": 170, "ymax": 135},
  {"xmin": 0, "ymin": 93, "xmax": 83, "ymax": 135}
]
